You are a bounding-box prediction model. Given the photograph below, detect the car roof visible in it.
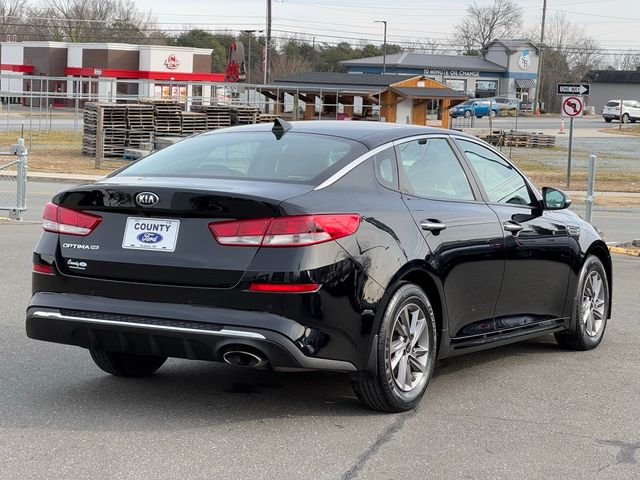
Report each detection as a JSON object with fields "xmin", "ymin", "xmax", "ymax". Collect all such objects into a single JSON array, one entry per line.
[{"xmin": 202, "ymin": 120, "xmax": 475, "ymax": 149}]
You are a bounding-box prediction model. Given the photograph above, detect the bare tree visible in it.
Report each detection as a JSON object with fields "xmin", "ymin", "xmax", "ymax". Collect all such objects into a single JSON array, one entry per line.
[
  {"xmin": 606, "ymin": 50, "xmax": 640, "ymax": 71},
  {"xmin": 529, "ymin": 13, "xmax": 603, "ymax": 111},
  {"xmin": 455, "ymin": 0, "xmax": 523, "ymax": 55},
  {"xmin": 0, "ymin": 0, "xmax": 27, "ymax": 41},
  {"xmin": 25, "ymin": 0, "xmax": 159, "ymax": 43}
]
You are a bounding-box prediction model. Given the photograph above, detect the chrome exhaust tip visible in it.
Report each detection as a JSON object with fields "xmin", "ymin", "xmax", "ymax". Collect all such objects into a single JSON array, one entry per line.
[{"xmin": 222, "ymin": 350, "xmax": 268, "ymax": 368}]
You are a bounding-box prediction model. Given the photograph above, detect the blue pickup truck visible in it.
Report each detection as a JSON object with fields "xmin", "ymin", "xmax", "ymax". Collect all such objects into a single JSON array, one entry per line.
[{"xmin": 450, "ymin": 99, "xmax": 500, "ymax": 119}]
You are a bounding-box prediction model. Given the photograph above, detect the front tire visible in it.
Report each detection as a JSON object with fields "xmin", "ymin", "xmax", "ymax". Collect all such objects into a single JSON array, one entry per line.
[
  {"xmin": 489, "ymin": 109, "xmax": 497, "ymax": 119},
  {"xmin": 90, "ymin": 348, "xmax": 167, "ymax": 377},
  {"xmin": 621, "ymin": 113, "xmax": 630, "ymax": 124},
  {"xmin": 555, "ymin": 256, "xmax": 609, "ymax": 350},
  {"xmin": 352, "ymin": 284, "xmax": 437, "ymax": 412}
]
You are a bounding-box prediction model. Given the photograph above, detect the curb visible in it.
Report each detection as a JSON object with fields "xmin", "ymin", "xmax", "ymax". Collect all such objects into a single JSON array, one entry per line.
[{"xmin": 608, "ymin": 246, "xmax": 640, "ymax": 257}]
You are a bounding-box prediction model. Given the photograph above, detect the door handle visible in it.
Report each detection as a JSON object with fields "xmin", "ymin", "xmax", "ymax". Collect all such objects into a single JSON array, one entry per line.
[
  {"xmin": 503, "ymin": 221, "xmax": 523, "ymax": 234},
  {"xmin": 420, "ymin": 220, "xmax": 447, "ymax": 232}
]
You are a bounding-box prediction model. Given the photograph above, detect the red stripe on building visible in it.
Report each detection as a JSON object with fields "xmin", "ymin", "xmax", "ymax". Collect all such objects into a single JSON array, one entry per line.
[
  {"xmin": 64, "ymin": 67, "xmax": 225, "ymax": 82},
  {"xmin": 1, "ymin": 64, "xmax": 34, "ymax": 73}
]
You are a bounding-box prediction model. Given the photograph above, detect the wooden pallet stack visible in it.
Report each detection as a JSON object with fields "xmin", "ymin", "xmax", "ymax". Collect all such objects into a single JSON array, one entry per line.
[
  {"xmin": 529, "ymin": 133, "xmax": 556, "ymax": 148},
  {"xmin": 191, "ymin": 105, "xmax": 232, "ymax": 130},
  {"xmin": 126, "ymin": 104, "xmax": 155, "ymax": 149},
  {"xmin": 180, "ymin": 112, "xmax": 208, "ymax": 135},
  {"xmin": 258, "ymin": 113, "xmax": 280, "ymax": 123},
  {"xmin": 504, "ymin": 132, "xmax": 531, "ymax": 147},
  {"xmin": 141, "ymin": 99, "xmax": 182, "ymax": 134},
  {"xmin": 82, "ymin": 103, "xmax": 128, "ymax": 157},
  {"xmin": 503, "ymin": 131, "xmax": 556, "ymax": 148},
  {"xmin": 231, "ymin": 105, "xmax": 260, "ymax": 125}
]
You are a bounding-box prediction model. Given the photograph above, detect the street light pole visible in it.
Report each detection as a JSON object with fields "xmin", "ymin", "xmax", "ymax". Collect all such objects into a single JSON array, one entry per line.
[
  {"xmin": 533, "ymin": 0, "xmax": 547, "ymax": 115},
  {"xmin": 374, "ymin": 20, "xmax": 387, "ymax": 74}
]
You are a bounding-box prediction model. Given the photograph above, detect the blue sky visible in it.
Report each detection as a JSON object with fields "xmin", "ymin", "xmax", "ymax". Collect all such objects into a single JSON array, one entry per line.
[{"xmin": 135, "ymin": 0, "xmax": 640, "ymax": 53}]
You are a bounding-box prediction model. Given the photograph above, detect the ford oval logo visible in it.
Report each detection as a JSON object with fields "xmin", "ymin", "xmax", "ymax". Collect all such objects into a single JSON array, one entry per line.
[
  {"xmin": 137, "ymin": 232, "xmax": 163, "ymax": 244},
  {"xmin": 136, "ymin": 192, "xmax": 159, "ymax": 206}
]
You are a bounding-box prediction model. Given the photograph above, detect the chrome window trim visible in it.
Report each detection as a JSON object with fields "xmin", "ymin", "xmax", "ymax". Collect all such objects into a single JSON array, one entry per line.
[{"xmin": 31, "ymin": 310, "xmax": 266, "ymax": 340}]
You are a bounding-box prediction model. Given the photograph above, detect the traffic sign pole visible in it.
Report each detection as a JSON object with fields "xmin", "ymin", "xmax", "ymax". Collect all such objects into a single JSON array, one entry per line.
[{"xmin": 567, "ymin": 116, "xmax": 574, "ymax": 188}]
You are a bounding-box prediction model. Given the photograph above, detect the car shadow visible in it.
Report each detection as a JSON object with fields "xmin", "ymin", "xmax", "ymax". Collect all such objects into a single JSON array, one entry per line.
[{"xmin": 6, "ymin": 335, "xmax": 567, "ymax": 431}]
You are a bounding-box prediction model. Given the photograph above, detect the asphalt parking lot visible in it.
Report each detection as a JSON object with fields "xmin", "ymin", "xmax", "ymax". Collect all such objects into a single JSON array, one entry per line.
[{"xmin": 1, "ymin": 202, "xmax": 640, "ymax": 479}]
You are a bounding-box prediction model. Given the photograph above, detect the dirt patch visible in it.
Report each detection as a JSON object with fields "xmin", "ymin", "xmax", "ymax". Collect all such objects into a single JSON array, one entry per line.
[
  {"xmin": 0, "ymin": 131, "xmax": 125, "ymax": 175},
  {"xmin": 599, "ymin": 125, "xmax": 640, "ymax": 136}
]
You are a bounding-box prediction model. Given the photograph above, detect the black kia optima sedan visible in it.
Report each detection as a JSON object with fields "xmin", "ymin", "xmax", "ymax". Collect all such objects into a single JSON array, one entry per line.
[{"xmin": 27, "ymin": 120, "xmax": 612, "ymax": 412}]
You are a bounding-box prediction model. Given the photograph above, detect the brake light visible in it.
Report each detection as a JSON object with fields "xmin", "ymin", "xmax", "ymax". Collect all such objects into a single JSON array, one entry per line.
[
  {"xmin": 248, "ymin": 282, "xmax": 320, "ymax": 293},
  {"xmin": 209, "ymin": 214, "xmax": 360, "ymax": 247},
  {"xmin": 42, "ymin": 202, "xmax": 102, "ymax": 236}
]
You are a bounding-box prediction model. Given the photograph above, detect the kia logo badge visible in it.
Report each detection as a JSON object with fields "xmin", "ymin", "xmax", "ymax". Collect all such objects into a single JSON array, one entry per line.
[{"xmin": 136, "ymin": 192, "xmax": 159, "ymax": 206}]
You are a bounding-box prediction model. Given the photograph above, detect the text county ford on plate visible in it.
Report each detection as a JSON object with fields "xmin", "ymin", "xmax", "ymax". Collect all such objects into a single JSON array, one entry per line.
[
  {"xmin": 122, "ymin": 218, "xmax": 180, "ymax": 252},
  {"xmin": 26, "ymin": 120, "xmax": 612, "ymax": 412}
]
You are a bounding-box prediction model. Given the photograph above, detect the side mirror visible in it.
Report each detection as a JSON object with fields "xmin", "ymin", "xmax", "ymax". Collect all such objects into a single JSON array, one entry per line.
[{"xmin": 542, "ymin": 187, "xmax": 571, "ymax": 210}]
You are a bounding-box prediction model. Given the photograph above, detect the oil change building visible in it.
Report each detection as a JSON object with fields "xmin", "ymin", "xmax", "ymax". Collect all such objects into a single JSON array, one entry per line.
[
  {"xmin": 341, "ymin": 39, "xmax": 539, "ymax": 106},
  {"xmin": 0, "ymin": 41, "xmax": 223, "ymax": 106}
]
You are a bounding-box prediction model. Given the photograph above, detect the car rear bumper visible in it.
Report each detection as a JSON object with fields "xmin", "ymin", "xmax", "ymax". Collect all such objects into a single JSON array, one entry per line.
[{"xmin": 26, "ymin": 292, "xmax": 358, "ymax": 372}]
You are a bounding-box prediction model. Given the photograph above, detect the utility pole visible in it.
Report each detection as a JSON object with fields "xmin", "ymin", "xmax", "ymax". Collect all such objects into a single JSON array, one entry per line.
[
  {"xmin": 243, "ymin": 30, "xmax": 263, "ymax": 85},
  {"xmin": 533, "ymin": 0, "xmax": 547, "ymax": 115},
  {"xmin": 374, "ymin": 20, "xmax": 387, "ymax": 74},
  {"xmin": 312, "ymin": 36, "xmax": 316, "ymax": 70},
  {"xmin": 264, "ymin": 0, "xmax": 272, "ymax": 84}
]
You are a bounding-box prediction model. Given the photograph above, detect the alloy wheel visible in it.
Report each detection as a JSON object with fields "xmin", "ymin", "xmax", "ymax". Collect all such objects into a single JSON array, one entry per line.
[
  {"xmin": 389, "ymin": 302, "xmax": 430, "ymax": 392},
  {"xmin": 582, "ymin": 271, "xmax": 606, "ymax": 337}
]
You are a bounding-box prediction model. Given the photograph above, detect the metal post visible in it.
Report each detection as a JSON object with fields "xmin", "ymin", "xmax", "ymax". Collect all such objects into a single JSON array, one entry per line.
[
  {"xmin": 15, "ymin": 138, "xmax": 27, "ymax": 221},
  {"xmin": 533, "ymin": 0, "xmax": 547, "ymax": 116},
  {"xmin": 585, "ymin": 154, "xmax": 596, "ymax": 224},
  {"xmin": 566, "ymin": 116, "xmax": 574, "ymax": 188}
]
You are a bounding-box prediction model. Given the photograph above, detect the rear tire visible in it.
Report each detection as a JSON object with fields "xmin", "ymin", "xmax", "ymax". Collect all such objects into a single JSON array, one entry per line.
[
  {"xmin": 352, "ymin": 284, "xmax": 437, "ymax": 412},
  {"xmin": 604, "ymin": 118, "xmax": 612, "ymax": 123},
  {"xmin": 90, "ymin": 348, "xmax": 167, "ymax": 377},
  {"xmin": 464, "ymin": 110, "xmax": 472, "ymax": 119},
  {"xmin": 555, "ymin": 256, "xmax": 609, "ymax": 351}
]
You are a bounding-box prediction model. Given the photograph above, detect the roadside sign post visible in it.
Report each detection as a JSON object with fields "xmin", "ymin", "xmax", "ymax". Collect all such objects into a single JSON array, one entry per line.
[
  {"xmin": 585, "ymin": 154, "xmax": 597, "ymax": 224},
  {"xmin": 561, "ymin": 95, "xmax": 584, "ymax": 188}
]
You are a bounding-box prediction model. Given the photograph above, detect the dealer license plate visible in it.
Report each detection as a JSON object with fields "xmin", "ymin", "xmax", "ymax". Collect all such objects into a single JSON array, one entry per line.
[{"xmin": 122, "ymin": 217, "xmax": 180, "ymax": 252}]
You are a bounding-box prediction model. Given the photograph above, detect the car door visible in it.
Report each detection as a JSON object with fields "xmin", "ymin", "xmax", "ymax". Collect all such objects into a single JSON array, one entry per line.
[
  {"xmin": 395, "ymin": 135, "xmax": 505, "ymax": 339},
  {"xmin": 453, "ymin": 137, "xmax": 573, "ymax": 324}
]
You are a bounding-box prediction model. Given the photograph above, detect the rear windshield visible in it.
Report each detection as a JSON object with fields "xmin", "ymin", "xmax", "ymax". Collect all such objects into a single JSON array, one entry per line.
[
  {"xmin": 117, "ymin": 131, "xmax": 368, "ymax": 184},
  {"xmin": 606, "ymin": 101, "xmax": 620, "ymax": 107}
]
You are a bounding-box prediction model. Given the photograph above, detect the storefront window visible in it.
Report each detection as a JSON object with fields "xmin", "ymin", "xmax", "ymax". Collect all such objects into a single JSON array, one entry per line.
[{"xmin": 445, "ymin": 79, "xmax": 466, "ymax": 92}]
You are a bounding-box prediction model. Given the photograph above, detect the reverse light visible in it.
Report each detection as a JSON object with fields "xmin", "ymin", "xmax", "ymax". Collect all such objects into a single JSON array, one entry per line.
[
  {"xmin": 248, "ymin": 283, "xmax": 320, "ymax": 293},
  {"xmin": 33, "ymin": 263, "xmax": 54, "ymax": 275},
  {"xmin": 42, "ymin": 202, "xmax": 102, "ymax": 236},
  {"xmin": 209, "ymin": 214, "xmax": 360, "ymax": 247}
]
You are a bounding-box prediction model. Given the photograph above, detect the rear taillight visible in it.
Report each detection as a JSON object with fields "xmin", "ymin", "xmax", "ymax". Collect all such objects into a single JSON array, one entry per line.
[
  {"xmin": 42, "ymin": 202, "xmax": 102, "ymax": 236},
  {"xmin": 209, "ymin": 214, "xmax": 360, "ymax": 247}
]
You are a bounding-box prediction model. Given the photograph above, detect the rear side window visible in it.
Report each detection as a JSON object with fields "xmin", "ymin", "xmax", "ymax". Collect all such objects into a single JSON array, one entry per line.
[
  {"xmin": 396, "ymin": 138, "xmax": 474, "ymax": 201},
  {"xmin": 118, "ymin": 132, "xmax": 368, "ymax": 184}
]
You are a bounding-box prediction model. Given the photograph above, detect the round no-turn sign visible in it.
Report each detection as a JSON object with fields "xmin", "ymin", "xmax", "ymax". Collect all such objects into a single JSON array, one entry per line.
[{"xmin": 562, "ymin": 96, "xmax": 584, "ymax": 117}]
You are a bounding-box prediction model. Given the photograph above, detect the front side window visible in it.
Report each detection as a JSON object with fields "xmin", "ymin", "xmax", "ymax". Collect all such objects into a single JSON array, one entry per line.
[
  {"xmin": 118, "ymin": 132, "xmax": 368, "ymax": 184},
  {"xmin": 396, "ymin": 138, "xmax": 474, "ymax": 201},
  {"xmin": 456, "ymin": 139, "xmax": 534, "ymax": 206}
]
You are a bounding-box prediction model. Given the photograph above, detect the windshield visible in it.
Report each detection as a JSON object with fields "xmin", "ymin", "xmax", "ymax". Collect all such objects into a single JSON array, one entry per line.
[{"xmin": 117, "ymin": 131, "xmax": 368, "ymax": 184}]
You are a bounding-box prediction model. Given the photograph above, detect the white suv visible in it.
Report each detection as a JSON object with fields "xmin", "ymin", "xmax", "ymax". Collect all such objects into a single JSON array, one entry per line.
[{"xmin": 602, "ymin": 99, "xmax": 640, "ymax": 123}]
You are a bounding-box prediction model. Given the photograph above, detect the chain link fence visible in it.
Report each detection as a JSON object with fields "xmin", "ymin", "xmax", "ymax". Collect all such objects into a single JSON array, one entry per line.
[{"xmin": 0, "ymin": 138, "xmax": 28, "ymax": 220}]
